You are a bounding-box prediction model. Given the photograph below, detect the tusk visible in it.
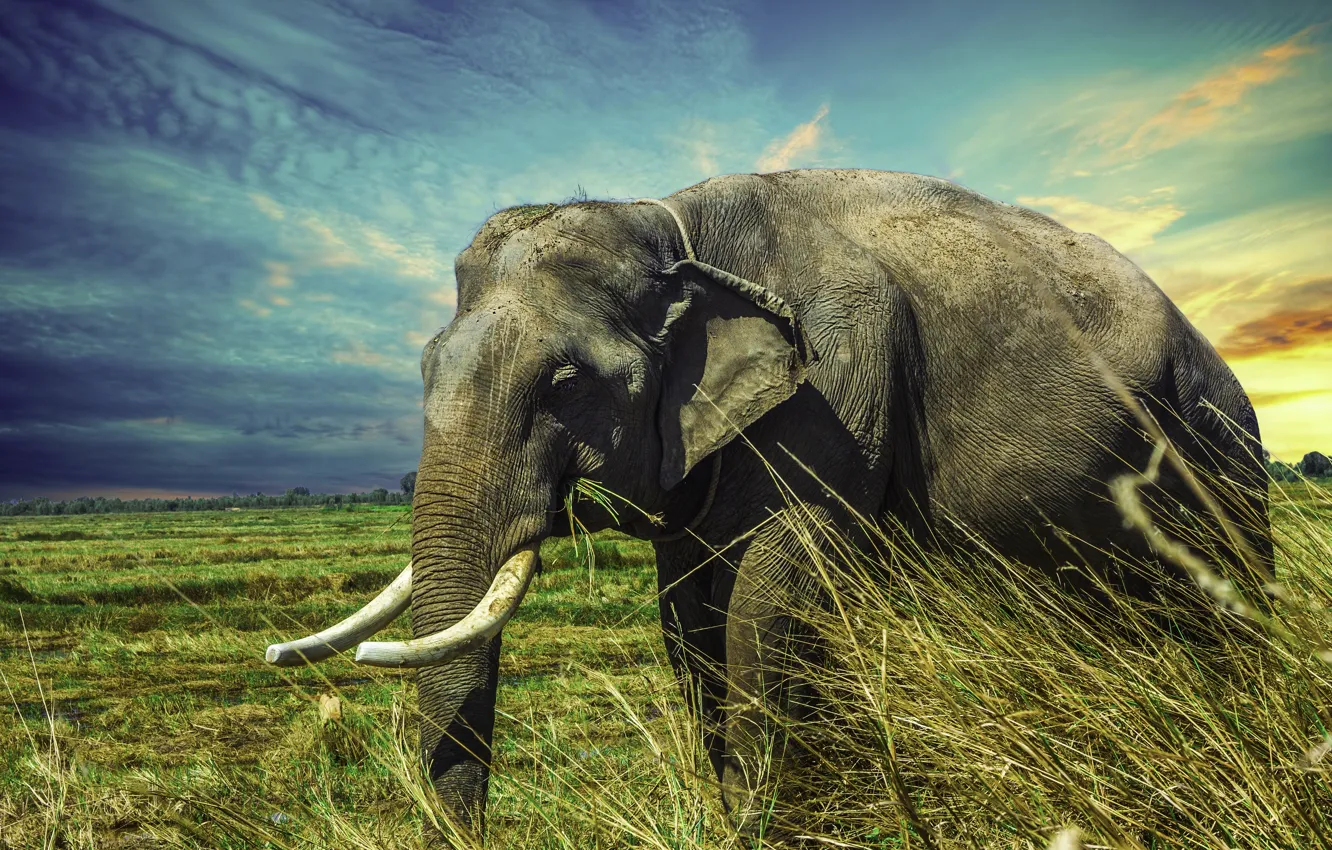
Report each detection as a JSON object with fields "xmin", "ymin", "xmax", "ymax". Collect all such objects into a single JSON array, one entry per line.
[
  {"xmin": 353, "ymin": 547, "xmax": 539, "ymax": 668},
  {"xmin": 265, "ymin": 563, "xmax": 413, "ymax": 666}
]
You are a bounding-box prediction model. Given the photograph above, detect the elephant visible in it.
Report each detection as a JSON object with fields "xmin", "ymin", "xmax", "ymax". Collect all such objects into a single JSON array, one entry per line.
[{"xmin": 265, "ymin": 168, "xmax": 1273, "ymax": 840}]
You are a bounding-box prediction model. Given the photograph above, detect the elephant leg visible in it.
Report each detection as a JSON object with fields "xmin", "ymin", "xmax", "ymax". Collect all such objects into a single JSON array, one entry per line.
[
  {"xmin": 1132, "ymin": 473, "xmax": 1273, "ymax": 647},
  {"xmin": 656, "ymin": 542, "xmax": 729, "ymax": 784},
  {"xmin": 719, "ymin": 514, "xmax": 827, "ymax": 836}
]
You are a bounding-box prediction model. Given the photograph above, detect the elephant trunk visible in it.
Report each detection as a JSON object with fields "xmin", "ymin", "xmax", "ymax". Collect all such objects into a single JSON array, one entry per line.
[{"xmin": 406, "ymin": 448, "xmax": 549, "ymax": 832}]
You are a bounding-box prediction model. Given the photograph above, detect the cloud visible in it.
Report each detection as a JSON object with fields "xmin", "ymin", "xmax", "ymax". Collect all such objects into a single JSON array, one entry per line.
[
  {"xmin": 1017, "ymin": 190, "xmax": 1185, "ymax": 252},
  {"xmin": 1122, "ymin": 200, "xmax": 1332, "ymax": 348},
  {"xmin": 1053, "ymin": 25, "xmax": 1332, "ymax": 178},
  {"xmin": 1220, "ymin": 308, "xmax": 1332, "ymax": 358},
  {"xmin": 298, "ymin": 216, "xmax": 365, "ymax": 268},
  {"xmin": 265, "ymin": 261, "xmax": 293, "ymax": 287},
  {"xmin": 250, "ymin": 196, "xmax": 457, "ymax": 291},
  {"xmin": 331, "ymin": 340, "xmax": 393, "ymax": 369},
  {"xmin": 0, "ymin": 418, "xmax": 419, "ymax": 499},
  {"xmin": 250, "ymin": 193, "xmax": 287, "ymax": 220},
  {"xmin": 1117, "ymin": 25, "xmax": 1323, "ymax": 158},
  {"xmin": 0, "ymin": 344, "xmax": 424, "ymax": 497},
  {"xmin": 1247, "ymin": 388, "xmax": 1331, "ymax": 408},
  {"xmin": 10, "ymin": 0, "xmax": 1320, "ymax": 494},
  {"xmin": 1215, "ymin": 279, "xmax": 1332, "ymax": 358},
  {"xmin": 676, "ymin": 118, "xmax": 722, "ymax": 176},
  {"xmin": 0, "ymin": 0, "xmax": 795, "ymax": 498},
  {"xmin": 427, "ymin": 288, "xmax": 457, "ymax": 308},
  {"xmin": 1170, "ymin": 273, "xmax": 1264, "ymax": 326},
  {"xmin": 1224, "ymin": 345, "xmax": 1332, "ymax": 460},
  {"xmin": 692, "ymin": 140, "xmax": 719, "ymax": 175},
  {"xmin": 361, "ymin": 226, "xmax": 449, "ymax": 280},
  {"xmin": 239, "ymin": 298, "xmax": 273, "ymax": 317},
  {"xmin": 1135, "ymin": 199, "xmax": 1332, "ymax": 280},
  {"xmin": 952, "ymin": 22, "xmax": 1331, "ymax": 193},
  {"xmin": 757, "ymin": 103, "xmax": 831, "ymax": 172}
]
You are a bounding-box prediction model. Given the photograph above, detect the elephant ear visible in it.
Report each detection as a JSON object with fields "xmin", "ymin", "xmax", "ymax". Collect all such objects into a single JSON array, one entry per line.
[{"xmin": 657, "ymin": 263, "xmax": 809, "ymax": 491}]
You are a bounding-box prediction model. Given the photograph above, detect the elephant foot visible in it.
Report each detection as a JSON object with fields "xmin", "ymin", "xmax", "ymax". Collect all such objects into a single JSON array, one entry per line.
[{"xmin": 721, "ymin": 760, "xmax": 782, "ymax": 841}]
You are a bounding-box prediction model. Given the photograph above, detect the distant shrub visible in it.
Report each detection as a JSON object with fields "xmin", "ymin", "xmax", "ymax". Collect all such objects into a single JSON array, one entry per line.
[
  {"xmin": 1266, "ymin": 452, "xmax": 1332, "ymax": 482},
  {"xmin": 1265, "ymin": 460, "xmax": 1302, "ymax": 482},
  {"xmin": 1300, "ymin": 451, "xmax": 1331, "ymax": 478},
  {"xmin": 16, "ymin": 529, "xmax": 90, "ymax": 541}
]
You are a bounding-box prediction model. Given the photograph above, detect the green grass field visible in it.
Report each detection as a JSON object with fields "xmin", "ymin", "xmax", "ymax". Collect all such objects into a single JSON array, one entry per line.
[{"xmin": 2, "ymin": 482, "xmax": 1331, "ymax": 848}]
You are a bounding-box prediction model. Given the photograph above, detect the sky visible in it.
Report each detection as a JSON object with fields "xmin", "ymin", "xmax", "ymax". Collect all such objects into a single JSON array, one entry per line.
[{"xmin": 0, "ymin": 0, "xmax": 1328, "ymax": 500}]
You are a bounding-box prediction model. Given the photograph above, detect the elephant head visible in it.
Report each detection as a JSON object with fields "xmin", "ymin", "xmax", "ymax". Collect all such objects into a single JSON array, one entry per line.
[{"xmin": 265, "ymin": 196, "xmax": 811, "ymax": 831}]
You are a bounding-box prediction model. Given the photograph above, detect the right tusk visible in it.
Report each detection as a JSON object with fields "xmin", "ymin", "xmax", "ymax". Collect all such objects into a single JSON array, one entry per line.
[
  {"xmin": 265, "ymin": 563, "xmax": 413, "ymax": 666},
  {"xmin": 353, "ymin": 547, "xmax": 539, "ymax": 668}
]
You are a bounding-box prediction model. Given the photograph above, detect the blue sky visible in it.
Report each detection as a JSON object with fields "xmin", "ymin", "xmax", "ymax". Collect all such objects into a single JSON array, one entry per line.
[{"xmin": 0, "ymin": 0, "xmax": 1328, "ymax": 499}]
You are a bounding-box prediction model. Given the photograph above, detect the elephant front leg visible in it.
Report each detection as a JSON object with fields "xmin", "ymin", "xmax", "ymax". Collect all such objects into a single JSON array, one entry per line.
[
  {"xmin": 720, "ymin": 527, "xmax": 825, "ymax": 838},
  {"xmin": 657, "ymin": 546, "xmax": 730, "ymax": 784}
]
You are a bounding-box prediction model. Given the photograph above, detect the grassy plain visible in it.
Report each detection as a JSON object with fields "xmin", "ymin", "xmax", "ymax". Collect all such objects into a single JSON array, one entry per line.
[{"xmin": 1, "ymin": 482, "xmax": 1330, "ymax": 848}]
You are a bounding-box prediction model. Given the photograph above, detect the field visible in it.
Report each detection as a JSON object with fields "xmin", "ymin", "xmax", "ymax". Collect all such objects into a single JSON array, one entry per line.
[{"xmin": 2, "ymin": 482, "xmax": 1331, "ymax": 848}]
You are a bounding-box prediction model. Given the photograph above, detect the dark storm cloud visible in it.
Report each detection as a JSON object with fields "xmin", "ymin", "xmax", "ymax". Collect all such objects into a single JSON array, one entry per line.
[
  {"xmin": 0, "ymin": 0, "xmax": 778, "ymax": 499},
  {"xmin": 0, "ymin": 419, "xmax": 416, "ymax": 497},
  {"xmin": 0, "ymin": 0, "xmax": 1328, "ymax": 495},
  {"xmin": 0, "ymin": 349, "xmax": 417, "ymax": 429},
  {"xmin": 0, "ymin": 0, "xmax": 438, "ymax": 497}
]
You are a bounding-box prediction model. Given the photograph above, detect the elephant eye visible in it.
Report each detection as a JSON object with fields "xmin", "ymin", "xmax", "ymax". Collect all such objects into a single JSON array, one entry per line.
[{"xmin": 551, "ymin": 363, "xmax": 579, "ymax": 389}]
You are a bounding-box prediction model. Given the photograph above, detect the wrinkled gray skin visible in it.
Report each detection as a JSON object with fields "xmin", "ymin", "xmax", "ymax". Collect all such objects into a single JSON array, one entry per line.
[{"xmin": 411, "ymin": 169, "xmax": 1271, "ymax": 839}]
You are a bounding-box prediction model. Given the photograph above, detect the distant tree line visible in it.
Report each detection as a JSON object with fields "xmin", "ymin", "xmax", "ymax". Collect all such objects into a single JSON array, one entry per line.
[
  {"xmin": 3, "ymin": 454, "xmax": 1326, "ymax": 516},
  {"xmin": 1264, "ymin": 450, "xmax": 1332, "ymax": 483},
  {"xmin": 1, "ymin": 473, "xmax": 421, "ymax": 516}
]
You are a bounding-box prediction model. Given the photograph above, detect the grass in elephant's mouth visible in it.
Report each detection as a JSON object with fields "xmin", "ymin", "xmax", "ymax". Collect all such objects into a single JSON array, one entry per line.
[{"xmin": 1, "ymin": 482, "xmax": 1330, "ymax": 848}]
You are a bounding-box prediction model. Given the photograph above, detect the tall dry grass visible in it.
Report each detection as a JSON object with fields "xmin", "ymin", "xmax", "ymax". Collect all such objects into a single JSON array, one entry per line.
[
  {"xmin": 735, "ymin": 488, "xmax": 1332, "ymax": 848},
  {"xmin": 73, "ymin": 487, "xmax": 1332, "ymax": 846},
  {"xmin": 4, "ymin": 479, "xmax": 1328, "ymax": 848}
]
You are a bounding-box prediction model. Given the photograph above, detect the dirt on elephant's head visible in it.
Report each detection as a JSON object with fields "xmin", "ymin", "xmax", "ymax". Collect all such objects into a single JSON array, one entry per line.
[
  {"xmin": 477, "ymin": 203, "xmax": 562, "ymax": 249},
  {"xmin": 475, "ymin": 199, "xmax": 629, "ymax": 254}
]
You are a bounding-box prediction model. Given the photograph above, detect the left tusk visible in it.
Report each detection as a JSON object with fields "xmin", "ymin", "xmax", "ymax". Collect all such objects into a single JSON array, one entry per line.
[
  {"xmin": 265, "ymin": 563, "xmax": 412, "ymax": 666},
  {"xmin": 353, "ymin": 547, "xmax": 539, "ymax": 668}
]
